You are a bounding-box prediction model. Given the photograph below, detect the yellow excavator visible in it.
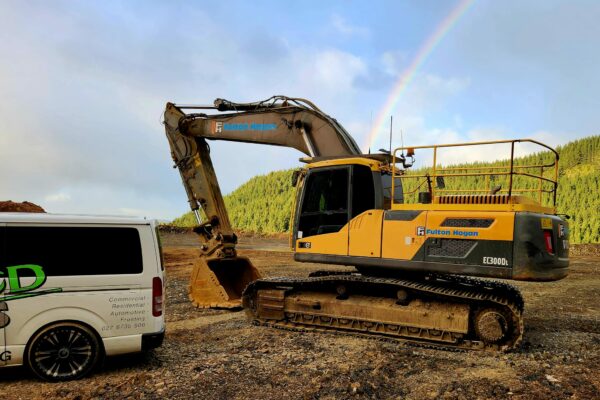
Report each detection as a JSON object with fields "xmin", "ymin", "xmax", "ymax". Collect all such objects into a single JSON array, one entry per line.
[{"xmin": 163, "ymin": 96, "xmax": 569, "ymax": 350}]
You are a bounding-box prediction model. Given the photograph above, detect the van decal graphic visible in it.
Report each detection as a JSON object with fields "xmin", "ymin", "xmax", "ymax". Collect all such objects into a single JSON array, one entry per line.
[
  {"xmin": 0, "ymin": 301, "xmax": 9, "ymax": 329},
  {"xmin": 0, "ymin": 350, "xmax": 11, "ymax": 362},
  {"xmin": 0, "ymin": 265, "xmax": 63, "ymax": 330}
]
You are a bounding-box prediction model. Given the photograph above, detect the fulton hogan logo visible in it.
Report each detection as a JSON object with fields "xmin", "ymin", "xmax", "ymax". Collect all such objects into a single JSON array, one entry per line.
[
  {"xmin": 418, "ymin": 228, "xmax": 479, "ymax": 237},
  {"xmin": 213, "ymin": 121, "xmax": 277, "ymax": 133}
]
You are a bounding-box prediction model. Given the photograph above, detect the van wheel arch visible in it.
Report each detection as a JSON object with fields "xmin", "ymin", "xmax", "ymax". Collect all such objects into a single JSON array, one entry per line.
[{"xmin": 24, "ymin": 320, "xmax": 105, "ymax": 381}]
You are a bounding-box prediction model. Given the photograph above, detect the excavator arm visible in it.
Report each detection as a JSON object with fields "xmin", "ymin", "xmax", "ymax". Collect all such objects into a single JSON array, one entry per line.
[{"xmin": 163, "ymin": 96, "xmax": 361, "ymax": 308}]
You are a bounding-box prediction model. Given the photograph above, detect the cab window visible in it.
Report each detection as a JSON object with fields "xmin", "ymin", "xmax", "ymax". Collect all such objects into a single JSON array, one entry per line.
[
  {"xmin": 352, "ymin": 165, "xmax": 375, "ymax": 217},
  {"xmin": 298, "ymin": 167, "xmax": 349, "ymax": 238},
  {"xmin": 381, "ymin": 172, "xmax": 404, "ymax": 208},
  {"xmin": 296, "ymin": 165, "xmax": 377, "ymax": 240}
]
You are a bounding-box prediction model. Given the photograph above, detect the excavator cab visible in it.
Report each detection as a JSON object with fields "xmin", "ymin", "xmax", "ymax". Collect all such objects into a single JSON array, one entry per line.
[
  {"xmin": 293, "ymin": 140, "xmax": 569, "ymax": 283},
  {"xmin": 292, "ymin": 161, "xmax": 381, "ymax": 245}
]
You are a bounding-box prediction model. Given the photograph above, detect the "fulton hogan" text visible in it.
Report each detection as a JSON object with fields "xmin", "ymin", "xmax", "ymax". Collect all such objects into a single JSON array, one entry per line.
[{"xmin": 426, "ymin": 229, "xmax": 479, "ymax": 237}]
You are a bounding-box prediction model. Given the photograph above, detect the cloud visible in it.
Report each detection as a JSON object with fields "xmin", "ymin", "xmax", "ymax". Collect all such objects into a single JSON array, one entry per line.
[
  {"xmin": 443, "ymin": 1, "xmax": 600, "ymax": 134},
  {"xmin": 331, "ymin": 14, "xmax": 370, "ymax": 37},
  {"xmin": 380, "ymin": 50, "xmax": 408, "ymax": 76},
  {"xmin": 309, "ymin": 50, "xmax": 368, "ymax": 92},
  {"xmin": 465, "ymin": 129, "xmax": 567, "ymax": 159},
  {"xmin": 365, "ymin": 70, "xmax": 472, "ymax": 152},
  {"xmin": 45, "ymin": 192, "xmax": 71, "ymax": 202},
  {"xmin": 0, "ymin": 3, "xmax": 375, "ymax": 220},
  {"xmin": 419, "ymin": 129, "xmax": 567, "ymax": 168},
  {"xmin": 423, "ymin": 74, "xmax": 470, "ymax": 95},
  {"xmin": 118, "ymin": 207, "xmax": 147, "ymax": 216}
]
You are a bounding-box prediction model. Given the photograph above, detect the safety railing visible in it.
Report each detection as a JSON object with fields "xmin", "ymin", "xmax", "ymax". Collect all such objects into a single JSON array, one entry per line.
[{"xmin": 391, "ymin": 139, "xmax": 559, "ymax": 208}]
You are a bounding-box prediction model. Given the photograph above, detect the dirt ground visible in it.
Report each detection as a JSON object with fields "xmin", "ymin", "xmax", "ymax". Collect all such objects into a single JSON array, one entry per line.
[{"xmin": 1, "ymin": 232, "xmax": 598, "ymax": 399}]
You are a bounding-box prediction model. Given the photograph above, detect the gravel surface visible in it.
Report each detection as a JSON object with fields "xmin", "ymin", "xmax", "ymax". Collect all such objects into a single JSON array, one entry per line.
[{"xmin": 0, "ymin": 234, "xmax": 598, "ymax": 399}]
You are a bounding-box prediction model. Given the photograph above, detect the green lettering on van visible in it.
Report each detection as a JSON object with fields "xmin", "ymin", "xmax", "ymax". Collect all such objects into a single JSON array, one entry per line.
[{"xmin": 6, "ymin": 264, "xmax": 47, "ymax": 294}]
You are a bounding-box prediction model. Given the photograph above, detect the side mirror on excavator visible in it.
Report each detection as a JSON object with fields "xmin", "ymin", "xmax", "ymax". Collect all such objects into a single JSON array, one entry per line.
[
  {"xmin": 291, "ymin": 169, "xmax": 301, "ymax": 187},
  {"xmin": 436, "ymin": 176, "xmax": 446, "ymax": 189}
]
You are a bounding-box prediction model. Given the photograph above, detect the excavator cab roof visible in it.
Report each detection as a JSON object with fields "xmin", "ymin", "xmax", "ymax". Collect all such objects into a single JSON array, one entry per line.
[
  {"xmin": 299, "ymin": 153, "xmax": 392, "ymax": 164},
  {"xmin": 300, "ymin": 153, "xmax": 392, "ymax": 171}
]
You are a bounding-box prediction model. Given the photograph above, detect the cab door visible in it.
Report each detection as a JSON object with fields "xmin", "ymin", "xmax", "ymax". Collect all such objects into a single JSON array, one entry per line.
[
  {"xmin": 294, "ymin": 166, "xmax": 351, "ymax": 255},
  {"xmin": 348, "ymin": 165, "xmax": 381, "ymax": 257},
  {"xmin": 0, "ymin": 224, "xmax": 8, "ymax": 366}
]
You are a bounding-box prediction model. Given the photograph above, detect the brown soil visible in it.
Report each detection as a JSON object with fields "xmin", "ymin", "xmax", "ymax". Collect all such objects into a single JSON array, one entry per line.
[
  {"xmin": 0, "ymin": 201, "xmax": 45, "ymax": 213},
  {"xmin": 570, "ymin": 244, "xmax": 600, "ymax": 257},
  {"xmin": 1, "ymin": 234, "xmax": 598, "ymax": 399}
]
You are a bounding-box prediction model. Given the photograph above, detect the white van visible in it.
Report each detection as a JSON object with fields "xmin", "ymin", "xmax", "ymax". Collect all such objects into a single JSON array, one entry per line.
[{"xmin": 0, "ymin": 213, "xmax": 165, "ymax": 381}]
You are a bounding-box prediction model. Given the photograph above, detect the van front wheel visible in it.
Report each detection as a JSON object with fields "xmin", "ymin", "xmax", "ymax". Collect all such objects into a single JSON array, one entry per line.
[{"xmin": 26, "ymin": 322, "xmax": 102, "ymax": 381}]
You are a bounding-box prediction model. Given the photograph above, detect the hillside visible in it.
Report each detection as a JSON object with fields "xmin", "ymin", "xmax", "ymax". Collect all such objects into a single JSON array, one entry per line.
[
  {"xmin": 173, "ymin": 135, "xmax": 599, "ymax": 243},
  {"xmin": 172, "ymin": 170, "xmax": 296, "ymax": 233}
]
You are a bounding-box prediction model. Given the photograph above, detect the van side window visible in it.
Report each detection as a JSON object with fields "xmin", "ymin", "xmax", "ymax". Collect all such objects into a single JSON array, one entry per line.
[{"xmin": 2, "ymin": 227, "xmax": 143, "ymax": 276}]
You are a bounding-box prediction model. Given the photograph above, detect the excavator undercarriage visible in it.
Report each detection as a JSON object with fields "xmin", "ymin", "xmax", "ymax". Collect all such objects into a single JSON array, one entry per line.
[{"xmin": 243, "ymin": 272, "xmax": 524, "ymax": 351}]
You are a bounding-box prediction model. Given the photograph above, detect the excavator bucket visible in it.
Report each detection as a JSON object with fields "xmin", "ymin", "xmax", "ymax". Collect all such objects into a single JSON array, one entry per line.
[{"xmin": 189, "ymin": 256, "xmax": 261, "ymax": 309}]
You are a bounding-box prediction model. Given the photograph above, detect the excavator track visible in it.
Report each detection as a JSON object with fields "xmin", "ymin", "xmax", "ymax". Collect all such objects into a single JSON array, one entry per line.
[{"xmin": 242, "ymin": 271, "xmax": 524, "ymax": 351}]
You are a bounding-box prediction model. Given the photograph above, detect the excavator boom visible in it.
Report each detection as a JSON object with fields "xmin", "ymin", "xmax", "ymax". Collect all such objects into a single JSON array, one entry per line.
[{"xmin": 163, "ymin": 96, "xmax": 361, "ymax": 308}]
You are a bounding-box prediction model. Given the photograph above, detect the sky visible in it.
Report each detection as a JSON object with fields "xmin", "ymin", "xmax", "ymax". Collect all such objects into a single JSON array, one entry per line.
[{"xmin": 1, "ymin": 0, "xmax": 599, "ymax": 220}]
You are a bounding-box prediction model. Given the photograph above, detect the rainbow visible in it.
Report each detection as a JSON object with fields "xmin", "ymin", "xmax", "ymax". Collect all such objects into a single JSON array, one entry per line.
[{"xmin": 364, "ymin": 0, "xmax": 476, "ymax": 151}]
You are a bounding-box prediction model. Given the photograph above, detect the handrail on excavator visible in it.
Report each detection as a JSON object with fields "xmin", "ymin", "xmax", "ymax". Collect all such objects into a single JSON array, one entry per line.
[{"xmin": 391, "ymin": 139, "xmax": 560, "ymax": 208}]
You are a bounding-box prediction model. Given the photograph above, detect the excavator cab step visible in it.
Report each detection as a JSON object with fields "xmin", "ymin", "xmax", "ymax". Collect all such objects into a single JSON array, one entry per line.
[{"xmin": 189, "ymin": 256, "xmax": 261, "ymax": 309}]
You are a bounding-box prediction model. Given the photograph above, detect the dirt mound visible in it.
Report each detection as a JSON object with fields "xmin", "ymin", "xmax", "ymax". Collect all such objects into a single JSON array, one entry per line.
[{"xmin": 0, "ymin": 200, "xmax": 45, "ymax": 213}]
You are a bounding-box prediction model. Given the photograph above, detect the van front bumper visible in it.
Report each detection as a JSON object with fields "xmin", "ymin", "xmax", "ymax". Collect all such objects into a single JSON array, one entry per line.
[{"xmin": 141, "ymin": 328, "xmax": 165, "ymax": 351}]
